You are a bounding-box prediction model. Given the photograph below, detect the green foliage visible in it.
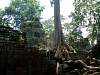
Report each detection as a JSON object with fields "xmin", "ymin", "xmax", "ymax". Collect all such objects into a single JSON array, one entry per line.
[
  {"xmin": 42, "ymin": 17, "xmax": 54, "ymax": 36},
  {"xmin": 41, "ymin": 17, "xmax": 54, "ymax": 48},
  {"xmin": 70, "ymin": 0, "xmax": 100, "ymax": 45},
  {"xmin": 1, "ymin": 0, "xmax": 43, "ymax": 29}
]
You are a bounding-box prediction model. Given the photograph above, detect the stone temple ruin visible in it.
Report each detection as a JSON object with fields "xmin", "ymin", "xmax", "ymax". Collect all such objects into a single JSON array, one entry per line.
[
  {"xmin": 0, "ymin": 25, "xmax": 28, "ymax": 75},
  {"xmin": 0, "ymin": 25, "xmax": 100, "ymax": 75},
  {"xmin": 0, "ymin": 25, "xmax": 57, "ymax": 75}
]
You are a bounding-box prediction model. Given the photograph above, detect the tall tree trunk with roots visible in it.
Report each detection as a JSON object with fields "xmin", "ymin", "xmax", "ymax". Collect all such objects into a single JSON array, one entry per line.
[
  {"xmin": 54, "ymin": 0, "xmax": 63, "ymax": 74},
  {"xmin": 54, "ymin": 0, "xmax": 63, "ymax": 49}
]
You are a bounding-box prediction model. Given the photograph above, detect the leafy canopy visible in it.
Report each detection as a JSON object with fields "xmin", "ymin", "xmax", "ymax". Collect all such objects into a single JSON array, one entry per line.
[{"xmin": 1, "ymin": 0, "xmax": 43, "ymax": 28}]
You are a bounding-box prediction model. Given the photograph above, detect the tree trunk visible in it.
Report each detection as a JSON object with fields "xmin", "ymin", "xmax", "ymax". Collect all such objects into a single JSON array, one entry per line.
[{"xmin": 54, "ymin": 0, "xmax": 63, "ymax": 49}]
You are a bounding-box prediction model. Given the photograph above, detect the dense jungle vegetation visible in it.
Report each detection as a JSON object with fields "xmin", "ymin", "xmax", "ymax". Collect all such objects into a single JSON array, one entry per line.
[{"xmin": 0, "ymin": 0, "xmax": 100, "ymax": 75}]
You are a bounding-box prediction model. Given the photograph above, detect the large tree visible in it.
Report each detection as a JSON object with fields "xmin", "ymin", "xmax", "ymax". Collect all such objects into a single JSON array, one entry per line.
[{"xmin": 50, "ymin": 0, "xmax": 64, "ymax": 50}]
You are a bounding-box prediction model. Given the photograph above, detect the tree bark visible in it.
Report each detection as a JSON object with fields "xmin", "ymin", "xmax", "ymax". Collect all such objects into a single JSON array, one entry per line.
[{"xmin": 54, "ymin": 0, "xmax": 63, "ymax": 49}]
